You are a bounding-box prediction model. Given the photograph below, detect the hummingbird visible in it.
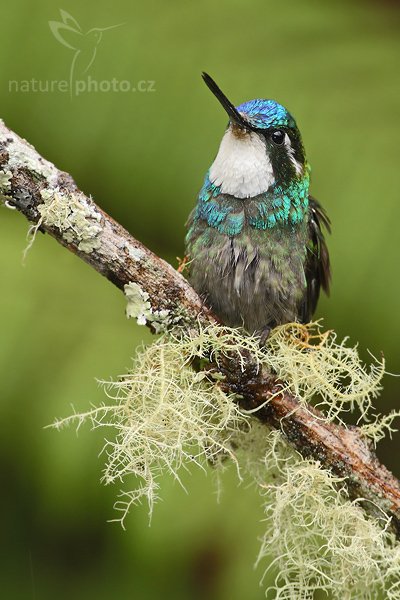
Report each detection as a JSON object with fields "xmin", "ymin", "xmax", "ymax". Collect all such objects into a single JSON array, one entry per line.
[{"xmin": 185, "ymin": 73, "xmax": 331, "ymax": 336}]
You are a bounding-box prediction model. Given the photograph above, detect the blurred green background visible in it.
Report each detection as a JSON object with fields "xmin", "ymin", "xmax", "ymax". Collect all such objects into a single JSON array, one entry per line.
[{"xmin": 1, "ymin": 0, "xmax": 399, "ymax": 598}]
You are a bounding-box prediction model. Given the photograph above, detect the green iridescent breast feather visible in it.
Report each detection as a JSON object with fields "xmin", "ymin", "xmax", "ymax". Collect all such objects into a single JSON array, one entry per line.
[{"xmin": 186, "ymin": 170, "xmax": 310, "ymax": 240}]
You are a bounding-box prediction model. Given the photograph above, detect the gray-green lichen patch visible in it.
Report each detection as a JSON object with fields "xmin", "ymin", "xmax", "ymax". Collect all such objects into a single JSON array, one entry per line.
[
  {"xmin": 39, "ymin": 188, "xmax": 102, "ymax": 253},
  {"xmin": 0, "ymin": 123, "xmax": 101, "ymax": 254},
  {"xmin": 125, "ymin": 282, "xmax": 152, "ymax": 325},
  {"xmin": 124, "ymin": 242, "xmax": 145, "ymax": 262},
  {"xmin": 0, "ymin": 169, "xmax": 12, "ymax": 202},
  {"xmin": 124, "ymin": 281, "xmax": 171, "ymax": 333},
  {"xmin": 0, "ymin": 123, "xmax": 58, "ymax": 185}
]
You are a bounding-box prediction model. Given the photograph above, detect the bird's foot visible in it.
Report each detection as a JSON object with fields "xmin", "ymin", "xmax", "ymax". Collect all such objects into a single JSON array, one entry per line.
[
  {"xmin": 259, "ymin": 325, "xmax": 272, "ymax": 347},
  {"xmin": 177, "ymin": 254, "xmax": 190, "ymax": 274}
]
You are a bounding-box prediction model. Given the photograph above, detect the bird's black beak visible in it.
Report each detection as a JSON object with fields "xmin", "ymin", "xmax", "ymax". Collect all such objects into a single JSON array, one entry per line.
[{"xmin": 202, "ymin": 72, "xmax": 250, "ymax": 131}]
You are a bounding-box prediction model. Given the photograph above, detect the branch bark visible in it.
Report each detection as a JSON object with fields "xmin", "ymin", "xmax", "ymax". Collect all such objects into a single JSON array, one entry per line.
[{"xmin": 1, "ymin": 119, "xmax": 399, "ymax": 536}]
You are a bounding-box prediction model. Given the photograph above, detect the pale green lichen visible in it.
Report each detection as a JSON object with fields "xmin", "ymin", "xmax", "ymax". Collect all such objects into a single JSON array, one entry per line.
[
  {"xmin": 124, "ymin": 242, "xmax": 145, "ymax": 262},
  {"xmin": 167, "ymin": 321, "xmax": 384, "ymax": 424},
  {"xmin": 124, "ymin": 282, "xmax": 153, "ymax": 325},
  {"xmin": 0, "ymin": 127, "xmax": 58, "ymax": 184},
  {"xmin": 0, "ymin": 169, "xmax": 12, "ymax": 191},
  {"xmin": 259, "ymin": 322, "xmax": 385, "ymax": 424},
  {"xmin": 0, "ymin": 127, "xmax": 102, "ymax": 255},
  {"xmin": 124, "ymin": 281, "xmax": 177, "ymax": 334},
  {"xmin": 52, "ymin": 336, "xmax": 246, "ymax": 525},
  {"xmin": 51, "ymin": 322, "xmax": 399, "ymax": 597},
  {"xmin": 250, "ymin": 426, "xmax": 400, "ymax": 600},
  {"xmin": 38, "ymin": 188, "xmax": 102, "ymax": 253},
  {"xmin": 53, "ymin": 321, "xmax": 388, "ymax": 513},
  {"xmin": 361, "ymin": 410, "xmax": 400, "ymax": 446},
  {"xmin": 0, "ymin": 169, "xmax": 13, "ymax": 202}
]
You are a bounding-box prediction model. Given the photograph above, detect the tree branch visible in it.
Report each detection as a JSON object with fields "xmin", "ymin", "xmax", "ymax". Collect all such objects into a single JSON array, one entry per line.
[{"xmin": 1, "ymin": 119, "xmax": 399, "ymax": 537}]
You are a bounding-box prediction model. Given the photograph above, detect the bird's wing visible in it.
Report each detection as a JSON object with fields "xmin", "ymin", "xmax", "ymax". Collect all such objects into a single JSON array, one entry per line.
[{"xmin": 301, "ymin": 196, "xmax": 331, "ymax": 322}]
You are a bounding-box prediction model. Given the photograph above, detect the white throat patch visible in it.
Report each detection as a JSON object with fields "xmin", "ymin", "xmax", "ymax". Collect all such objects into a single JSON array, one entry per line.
[{"xmin": 209, "ymin": 127, "xmax": 275, "ymax": 199}]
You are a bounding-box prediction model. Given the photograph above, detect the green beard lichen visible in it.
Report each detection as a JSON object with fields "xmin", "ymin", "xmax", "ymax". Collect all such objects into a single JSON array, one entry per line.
[
  {"xmin": 53, "ymin": 334, "xmax": 248, "ymax": 523},
  {"xmin": 51, "ymin": 321, "xmax": 399, "ymax": 598},
  {"xmin": 258, "ymin": 322, "xmax": 385, "ymax": 424},
  {"xmin": 248, "ymin": 426, "xmax": 400, "ymax": 600}
]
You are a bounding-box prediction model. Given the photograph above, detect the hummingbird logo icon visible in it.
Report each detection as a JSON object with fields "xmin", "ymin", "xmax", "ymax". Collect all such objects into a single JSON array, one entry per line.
[{"xmin": 49, "ymin": 9, "xmax": 123, "ymax": 97}]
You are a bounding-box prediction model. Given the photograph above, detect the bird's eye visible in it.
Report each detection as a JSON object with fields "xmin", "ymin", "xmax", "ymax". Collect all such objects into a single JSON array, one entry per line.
[{"xmin": 271, "ymin": 129, "xmax": 285, "ymax": 145}]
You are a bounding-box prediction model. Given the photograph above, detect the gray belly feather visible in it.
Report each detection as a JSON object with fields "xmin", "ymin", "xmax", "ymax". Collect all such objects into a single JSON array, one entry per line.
[{"xmin": 189, "ymin": 227, "xmax": 307, "ymax": 333}]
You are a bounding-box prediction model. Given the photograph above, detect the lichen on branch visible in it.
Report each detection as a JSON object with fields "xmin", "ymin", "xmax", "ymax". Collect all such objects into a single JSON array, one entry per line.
[
  {"xmin": 52, "ymin": 332, "xmax": 248, "ymax": 524},
  {"xmin": 51, "ymin": 322, "xmax": 400, "ymax": 598}
]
